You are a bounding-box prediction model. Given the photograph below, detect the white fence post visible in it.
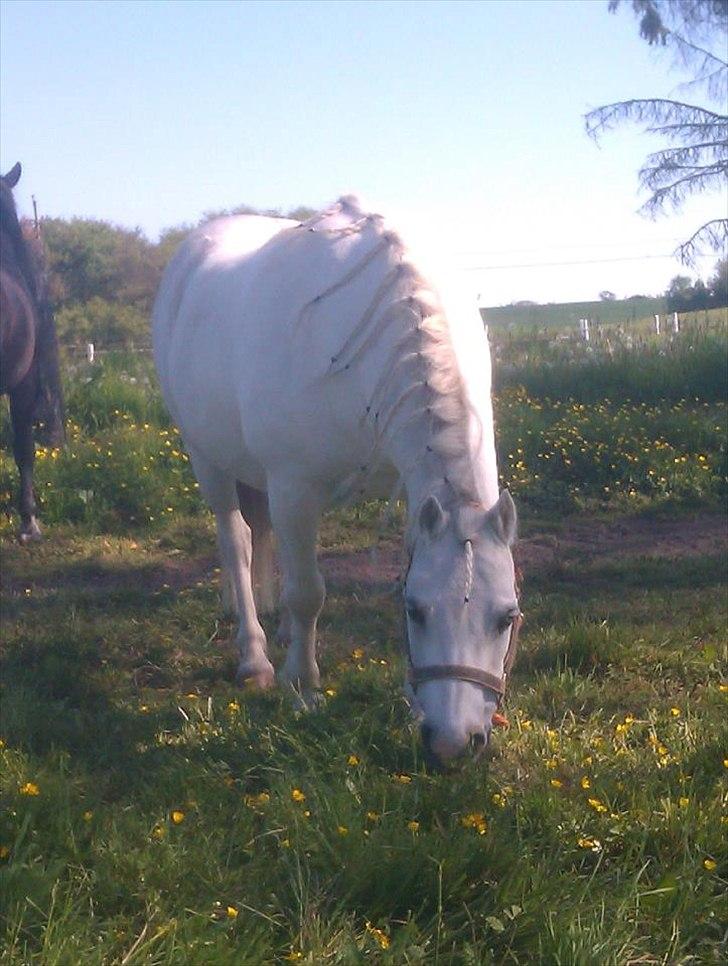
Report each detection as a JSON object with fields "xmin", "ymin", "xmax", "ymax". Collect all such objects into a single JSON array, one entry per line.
[
  {"xmin": 672, "ymin": 312, "xmax": 679, "ymax": 334},
  {"xmin": 654, "ymin": 314, "xmax": 660, "ymax": 334},
  {"xmin": 579, "ymin": 318, "xmax": 590, "ymax": 341},
  {"xmin": 86, "ymin": 342, "xmax": 95, "ymax": 363}
]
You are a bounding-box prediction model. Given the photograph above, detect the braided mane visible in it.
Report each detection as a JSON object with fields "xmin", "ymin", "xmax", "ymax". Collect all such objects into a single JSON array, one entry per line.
[{"xmin": 302, "ymin": 196, "xmax": 482, "ymax": 508}]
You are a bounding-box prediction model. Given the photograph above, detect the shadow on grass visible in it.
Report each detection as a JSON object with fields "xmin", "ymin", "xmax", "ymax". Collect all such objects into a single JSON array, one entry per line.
[{"xmin": 524, "ymin": 551, "xmax": 727, "ymax": 600}]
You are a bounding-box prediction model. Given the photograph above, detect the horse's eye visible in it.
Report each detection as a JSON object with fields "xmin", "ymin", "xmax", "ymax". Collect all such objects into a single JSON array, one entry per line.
[
  {"xmin": 406, "ymin": 602, "xmax": 426, "ymax": 626},
  {"xmin": 497, "ymin": 608, "xmax": 521, "ymax": 634}
]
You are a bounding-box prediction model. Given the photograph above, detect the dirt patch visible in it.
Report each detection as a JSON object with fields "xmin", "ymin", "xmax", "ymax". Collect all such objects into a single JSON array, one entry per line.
[
  {"xmin": 2, "ymin": 513, "xmax": 725, "ymax": 603},
  {"xmin": 320, "ymin": 512, "xmax": 727, "ymax": 592},
  {"xmin": 516, "ymin": 512, "xmax": 728, "ymax": 572}
]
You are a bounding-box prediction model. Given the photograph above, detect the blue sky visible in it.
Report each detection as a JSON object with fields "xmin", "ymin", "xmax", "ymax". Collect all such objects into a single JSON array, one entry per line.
[{"xmin": 1, "ymin": 0, "xmax": 724, "ymax": 304}]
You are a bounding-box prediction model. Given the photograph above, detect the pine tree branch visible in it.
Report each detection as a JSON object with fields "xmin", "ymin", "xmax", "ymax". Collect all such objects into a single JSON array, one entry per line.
[{"xmin": 675, "ymin": 218, "xmax": 728, "ymax": 265}]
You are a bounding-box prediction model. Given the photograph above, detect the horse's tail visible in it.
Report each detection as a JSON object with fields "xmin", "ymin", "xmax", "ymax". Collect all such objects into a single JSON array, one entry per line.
[
  {"xmin": 23, "ymin": 229, "xmax": 65, "ymax": 445},
  {"xmin": 34, "ymin": 297, "xmax": 65, "ymax": 445}
]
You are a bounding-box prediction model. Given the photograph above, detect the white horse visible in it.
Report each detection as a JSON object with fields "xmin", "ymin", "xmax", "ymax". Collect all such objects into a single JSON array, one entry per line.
[{"xmin": 152, "ymin": 196, "xmax": 520, "ymax": 767}]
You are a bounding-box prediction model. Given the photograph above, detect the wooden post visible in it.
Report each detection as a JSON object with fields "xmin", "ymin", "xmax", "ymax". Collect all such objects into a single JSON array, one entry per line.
[
  {"xmin": 654, "ymin": 314, "xmax": 660, "ymax": 334},
  {"xmin": 86, "ymin": 343, "xmax": 95, "ymax": 364},
  {"xmin": 672, "ymin": 312, "xmax": 679, "ymax": 334},
  {"xmin": 579, "ymin": 318, "xmax": 590, "ymax": 341},
  {"xmin": 31, "ymin": 195, "xmax": 40, "ymax": 238}
]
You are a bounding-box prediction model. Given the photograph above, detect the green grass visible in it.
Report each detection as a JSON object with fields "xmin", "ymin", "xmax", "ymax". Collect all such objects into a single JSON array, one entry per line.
[
  {"xmin": 1, "ymin": 513, "xmax": 726, "ymax": 964},
  {"xmin": 1, "ymin": 339, "xmax": 727, "ymax": 963},
  {"xmin": 493, "ymin": 318, "xmax": 728, "ymax": 404}
]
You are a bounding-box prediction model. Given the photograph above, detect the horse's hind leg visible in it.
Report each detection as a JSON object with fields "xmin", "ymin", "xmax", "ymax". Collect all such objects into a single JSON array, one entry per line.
[
  {"xmin": 10, "ymin": 377, "xmax": 41, "ymax": 543},
  {"xmin": 189, "ymin": 453, "xmax": 275, "ymax": 689},
  {"xmin": 267, "ymin": 477, "xmax": 325, "ymax": 701},
  {"xmin": 235, "ymin": 482, "xmax": 278, "ymax": 615}
]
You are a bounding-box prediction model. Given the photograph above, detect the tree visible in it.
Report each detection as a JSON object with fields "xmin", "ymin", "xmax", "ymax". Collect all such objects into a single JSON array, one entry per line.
[
  {"xmin": 586, "ymin": 1, "xmax": 728, "ymax": 264},
  {"xmin": 709, "ymin": 255, "xmax": 728, "ymax": 302},
  {"xmin": 40, "ymin": 218, "xmax": 158, "ymax": 310},
  {"xmin": 599, "ymin": 289, "xmax": 617, "ymax": 300}
]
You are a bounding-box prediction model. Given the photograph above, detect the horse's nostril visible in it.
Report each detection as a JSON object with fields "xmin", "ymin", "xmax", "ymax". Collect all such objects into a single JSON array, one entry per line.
[{"xmin": 470, "ymin": 731, "xmax": 487, "ymax": 752}]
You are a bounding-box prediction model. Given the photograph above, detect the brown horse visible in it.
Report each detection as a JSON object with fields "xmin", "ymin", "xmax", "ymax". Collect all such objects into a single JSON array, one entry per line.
[{"xmin": 1, "ymin": 162, "xmax": 64, "ymax": 541}]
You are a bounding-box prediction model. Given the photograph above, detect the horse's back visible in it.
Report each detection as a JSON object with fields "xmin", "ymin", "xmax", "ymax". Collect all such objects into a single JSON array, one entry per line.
[{"xmin": 153, "ymin": 215, "xmax": 308, "ymax": 482}]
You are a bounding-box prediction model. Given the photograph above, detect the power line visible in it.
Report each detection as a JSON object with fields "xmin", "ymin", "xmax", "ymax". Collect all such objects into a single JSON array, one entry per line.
[{"xmin": 462, "ymin": 252, "xmax": 716, "ymax": 271}]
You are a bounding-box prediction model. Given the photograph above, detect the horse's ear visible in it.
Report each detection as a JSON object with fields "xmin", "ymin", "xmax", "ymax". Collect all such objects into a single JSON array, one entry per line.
[
  {"xmin": 419, "ymin": 495, "xmax": 448, "ymax": 538},
  {"xmin": 4, "ymin": 162, "xmax": 21, "ymax": 188},
  {"xmin": 486, "ymin": 490, "xmax": 517, "ymax": 546}
]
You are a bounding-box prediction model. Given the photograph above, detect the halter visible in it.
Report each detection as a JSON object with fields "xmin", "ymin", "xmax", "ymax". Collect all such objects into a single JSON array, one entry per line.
[{"xmin": 402, "ymin": 540, "xmax": 523, "ymax": 708}]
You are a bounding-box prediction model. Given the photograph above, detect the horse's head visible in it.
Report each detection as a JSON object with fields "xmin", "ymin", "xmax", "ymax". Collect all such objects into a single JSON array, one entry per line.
[
  {"xmin": 1, "ymin": 163, "xmax": 22, "ymax": 218},
  {"xmin": 404, "ymin": 489, "xmax": 520, "ymax": 769}
]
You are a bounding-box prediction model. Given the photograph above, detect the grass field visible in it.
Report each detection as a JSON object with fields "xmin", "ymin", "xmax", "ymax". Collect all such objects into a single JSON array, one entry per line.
[{"xmin": 1, "ymin": 322, "xmax": 727, "ymax": 964}]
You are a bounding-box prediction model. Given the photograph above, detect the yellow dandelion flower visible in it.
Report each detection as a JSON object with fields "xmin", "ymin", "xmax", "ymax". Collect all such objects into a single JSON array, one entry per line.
[
  {"xmin": 550, "ymin": 779, "xmax": 563, "ymax": 788},
  {"xmin": 347, "ymin": 754, "xmax": 360, "ymax": 766},
  {"xmin": 171, "ymin": 810, "xmax": 185, "ymax": 825},
  {"xmin": 392, "ymin": 773, "xmax": 412, "ymax": 784},
  {"xmin": 152, "ymin": 825, "xmax": 165, "ymax": 840},
  {"xmin": 83, "ymin": 810, "xmax": 94, "ymax": 822},
  {"xmin": 337, "ymin": 825, "xmax": 349, "ymax": 836},
  {"xmin": 226, "ymin": 906, "xmax": 238, "ymax": 919},
  {"xmin": 723, "ymin": 759, "xmax": 728, "ymax": 769},
  {"xmin": 366, "ymin": 810, "xmax": 380, "ymax": 821},
  {"xmin": 580, "ymin": 776, "xmax": 591, "ymax": 789},
  {"xmin": 325, "ymin": 688, "xmax": 337, "ymax": 697},
  {"xmin": 703, "ymin": 858, "xmax": 717, "ymax": 871},
  {"xmin": 281, "ymin": 838, "xmax": 291, "ymax": 848},
  {"xmin": 291, "ymin": 788, "xmax": 306, "ymax": 802},
  {"xmin": 0, "ymin": 739, "xmax": 5, "ymax": 749},
  {"xmin": 407, "ymin": 820, "xmax": 420, "ymax": 833},
  {"xmin": 670, "ymin": 707, "xmax": 681, "ymax": 717},
  {"xmin": 578, "ymin": 836, "xmax": 602, "ymax": 852},
  {"xmin": 719, "ymin": 683, "xmax": 728, "ymax": 693},
  {"xmin": 679, "ymin": 797, "xmax": 689, "ymax": 807},
  {"xmin": 0, "ymin": 846, "xmax": 10, "ymax": 860},
  {"xmin": 351, "ymin": 647, "xmax": 365, "ymax": 660},
  {"xmin": 283, "ymin": 952, "xmax": 303, "ymax": 962},
  {"xmin": 245, "ymin": 792, "xmax": 270, "ymax": 808},
  {"xmin": 545, "ymin": 758, "xmax": 558, "ymax": 770},
  {"xmin": 227, "ymin": 701, "xmax": 240, "ymax": 713},
  {"xmin": 588, "ymin": 798, "xmax": 608, "ymax": 813},
  {"xmin": 492, "ymin": 793, "xmax": 506, "ymax": 808},
  {"xmin": 365, "ymin": 922, "xmax": 391, "ymax": 949},
  {"xmin": 19, "ymin": 782, "xmax": 39, "ymax": 796},
  {"xmin": 461, "ymin": 812, "xmax": 487, "ymax": 835}
]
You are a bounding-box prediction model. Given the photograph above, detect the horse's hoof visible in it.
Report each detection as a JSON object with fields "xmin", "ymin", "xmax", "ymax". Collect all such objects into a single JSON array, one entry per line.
[
  {"xmin": 18, "ymin": 521, "xmax": 42, "ymax": 544},
  {"xmin": 280, "ymin": 680, "xmax": 325, "ymax": 712},
  {"xmin": 235, "ymin": 662, "xmax": 276, "ymax": 691}
]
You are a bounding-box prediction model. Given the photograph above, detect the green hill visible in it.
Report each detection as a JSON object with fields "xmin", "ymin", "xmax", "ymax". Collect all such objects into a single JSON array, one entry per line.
[{"xmin": 481, "ymin": 296, "xmax": 667, "ymax": 327}]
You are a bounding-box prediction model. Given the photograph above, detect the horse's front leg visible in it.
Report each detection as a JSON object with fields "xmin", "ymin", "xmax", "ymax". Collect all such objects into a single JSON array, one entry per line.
[
  {"xmin": 189, "ymin": 450, "xmax": 275, "ymax": 689},
  {"xmin": 10, "ymin": 381, "xmax": 41, "ymax": 543},
  {"xmin": 268, "ymin": 479, "xmax": 325, "ymax": 702}
]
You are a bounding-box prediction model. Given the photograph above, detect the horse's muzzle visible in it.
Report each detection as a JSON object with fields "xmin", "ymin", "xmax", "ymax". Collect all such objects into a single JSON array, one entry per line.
[{"xmin": 421, "ymin": 722, "xmax": 490, "ymax": 770}]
